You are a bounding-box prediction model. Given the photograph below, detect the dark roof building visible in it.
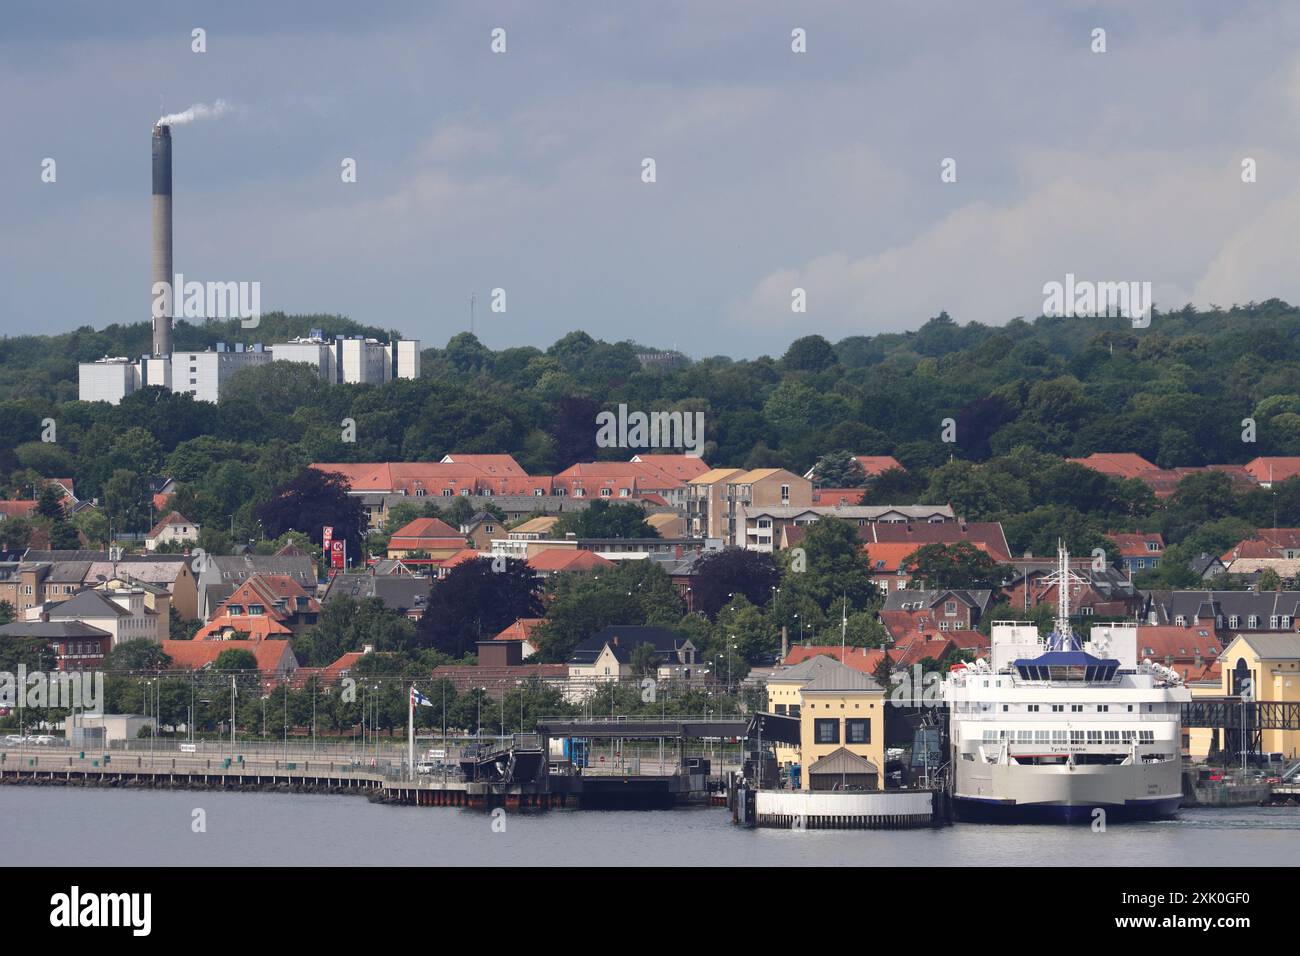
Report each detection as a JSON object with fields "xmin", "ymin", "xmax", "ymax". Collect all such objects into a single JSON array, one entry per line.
[{"xmin": 321, "ymin": 572, "xmax": 432, "ymax": 620}]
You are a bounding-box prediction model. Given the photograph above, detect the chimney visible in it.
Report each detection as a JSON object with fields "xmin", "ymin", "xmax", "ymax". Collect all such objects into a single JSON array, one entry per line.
[
  {"xmin": 780, "ymin": 625, "xmax": 788, "ymax": 661},
  {"xmin": 151, "ymin": 124, "xmax": 173, "ymax": 358}
]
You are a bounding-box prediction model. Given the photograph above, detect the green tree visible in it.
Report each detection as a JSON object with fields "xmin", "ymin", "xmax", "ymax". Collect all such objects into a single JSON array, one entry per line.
[
  {"xmin": 904, "ymin": 542, "xmax": 1012, "ymax": 591},
  {"xmin": 552, "ymin": 499, "xmax": 657, "ymax": 539},
  {"xmin": 808, "ymin": 450, "xmax": 866, "ymax": 488},
  {"xmin": 214, "ymin": 648, "xmax": 259, "ymax": 671},
  {"xmin": 36, "ymin": 483, "xmax": 64, "ymax": 521}
]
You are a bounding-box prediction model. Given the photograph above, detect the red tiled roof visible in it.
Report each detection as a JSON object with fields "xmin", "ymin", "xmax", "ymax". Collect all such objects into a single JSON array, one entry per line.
[
  {"xmin": 436, "ymin": 549, "xmax": 484, "ymax": 570},
  {"xmin": 781, "ymin": 645, "xmax": 883, "ymax": 674},
  {"xmin": 147, "ymin": 510, "xmax": 195, "ymax": 538},
  {"xmin": 527, "ymin": 549, "xmax": 613, "ymax": 572},
  {"xmin": 865, "ymin": 540, "xmax": 992, "ymax": 573},
  {"xmin": 194, "ymin": 615, "xmax": 293, "ymax": 641},
  {"xmin": 0, "ymin": 501, "xmax": 38, "ymax": 519},
  {"xmin": 323, "ymin": 651, "xmax": 365, "ymax": 680},
  {"xmin": 439, "ymin": 454, "xmax": 527, "ymax": 476},
  {"xmin": 1135, "ymin": 625, "xmax": 1221, "ymax": 663},
  {"xmin": 811, "ymin": 488, "xmax": 866, "ymax": 506},
  {"xmin": 1106, "ymin": 532, "xmax": 1164, "ymax": 557},
  {"xmin": 1067, "ymin": 453, "xmax": 1159, "ymax": 479},
  {"xmin": 862, "ymin": 521, "xmax": 1011, "ymax": 562},
  {"xmin": 494, "ymin": 618, "xmax": 544, "ymax": 641},
  {"xmin": 629, "ymin": 455, "xmax": 711, "ymax": 481},
  {"xmin": 161, "ymin": 638, "xmax": 297, "ymax": 674},
  {"xmin": 389, "ymin": 517, "xmax": 464, "ymax": 549},
  {"xmin": 213, "ymin": 574, "xmax": 319, "ymax": 621},
  {"xmin": 1222, "ymin": 528, "xmax": 1300, "ymax": 561},
  {"xmin": 1244, "ymin": 457, "xmax": 1300, "ymax": 485},
  {"xmin": 854, "ymin": 456, "xmax": 906, "ymax": 476}
]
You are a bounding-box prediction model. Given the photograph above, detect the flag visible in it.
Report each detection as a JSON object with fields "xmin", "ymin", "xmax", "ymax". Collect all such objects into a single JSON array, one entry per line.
[{"xmin": 411, "ymin": 687, "xmax": 433, "ymax": 707}]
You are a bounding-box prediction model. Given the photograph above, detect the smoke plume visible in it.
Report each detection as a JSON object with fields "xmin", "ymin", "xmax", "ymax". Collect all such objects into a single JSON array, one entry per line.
[{"xmin": 157, "ymin": 99, "xmax": 232, "ymax": 127}]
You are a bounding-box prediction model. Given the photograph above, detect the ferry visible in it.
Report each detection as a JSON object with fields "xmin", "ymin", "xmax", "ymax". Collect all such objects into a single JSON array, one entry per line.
[{"xmin": 944, "ymin": 547, "xmax": 1190, "ymax": 823}]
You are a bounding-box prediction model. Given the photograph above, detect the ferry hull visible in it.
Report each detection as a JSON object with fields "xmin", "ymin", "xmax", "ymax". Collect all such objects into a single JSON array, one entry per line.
[
  {"xmin": 953, "ymin": 758, "xmax": 1183, "ymax": 824},
  {"xmin": 954, "ymin": 794, "xmax": 1182, "ymax": 824}
]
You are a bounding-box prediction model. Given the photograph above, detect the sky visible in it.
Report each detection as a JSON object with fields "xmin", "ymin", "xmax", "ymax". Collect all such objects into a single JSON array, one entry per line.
[{"xmin": 3, "ymin": 0, "xmax": 1300, "ymax": 359}]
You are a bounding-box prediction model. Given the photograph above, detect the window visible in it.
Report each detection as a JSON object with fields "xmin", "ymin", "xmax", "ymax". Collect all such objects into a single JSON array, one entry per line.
[
  {"xmin": 774, "ymin": 704, "xmax": 787, "ymax": 715},
  {"xmin": 814, "ymin": 719, "xmax": 839, "ymax": 745},
  {"xmin": 1248, "ymin": 615, "xmax": 1259, "ymax": 628},
  {"xmin": 845, "ymin": 718, "xmax": 870, "ymax": 744},
  {"xmin": 1097, "ymin": 705, "xmax": 1109, "ymax": 712},
  {"xmin": 780, "ymin": 484, "xmax": 790, "ymax": 503},
  {"xmin": 1070, "ymin": 730, "xmax": 1085, "ymax": 745},
  {"xmin": 1138, "ymin": 730, "xmax": 1155, "ymax": 743},
  {"xmin": 1174, "ymin": 615, "xmax": 1185, "ymax": 626},
  {"xmin": 1229, "ymin": 615, "xmax": 1239, "ymax": 629},
  {"xmin": 945, "ymin": 601, "xmax": 957, "ymax": 616},
  {"xmin": 1027, "ymin": 704, "xmax": 1039, "ymax": 712},
  {"xmin": 600, "ymin": 488, "xmax": 611, "ymax": 497}
]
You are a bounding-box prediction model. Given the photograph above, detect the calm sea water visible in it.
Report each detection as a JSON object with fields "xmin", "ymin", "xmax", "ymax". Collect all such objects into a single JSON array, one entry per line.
[{"xmin": 9, "ymin": 787, "xmax": 1299, "ymax": 866}]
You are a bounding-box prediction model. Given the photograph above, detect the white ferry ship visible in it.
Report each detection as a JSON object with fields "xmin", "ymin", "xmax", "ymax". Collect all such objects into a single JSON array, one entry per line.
[{"xmin": 944, "ymin": 548, "xmax": 1190, "ymax": 823}]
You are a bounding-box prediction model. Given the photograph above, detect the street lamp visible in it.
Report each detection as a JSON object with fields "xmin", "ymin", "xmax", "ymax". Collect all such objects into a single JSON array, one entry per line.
[{"xmin": 728, "ymin": 636, "xmax": 736, "ymax": 695}]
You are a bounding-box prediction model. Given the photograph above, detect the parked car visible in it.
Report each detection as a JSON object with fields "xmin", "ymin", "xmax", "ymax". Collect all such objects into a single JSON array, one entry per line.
[
  {"xmin": 30, "ymin": 735, "xmax": 55, "ymax": 746},
  {"xmin": 4, "ymin": 735, "xmax": 25, "ymax": 745}
]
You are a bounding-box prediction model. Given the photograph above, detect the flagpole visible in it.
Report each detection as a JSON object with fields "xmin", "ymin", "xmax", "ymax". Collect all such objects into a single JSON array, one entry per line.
[{"xmin": 408, "ymin": 684, "xmax": 415, "ymax": 781}]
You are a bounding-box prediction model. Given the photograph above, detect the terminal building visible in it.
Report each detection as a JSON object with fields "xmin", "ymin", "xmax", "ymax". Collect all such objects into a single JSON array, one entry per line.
[{"xmin": 78, "ymin": 333, "xmax": 421, "ymax": 405}]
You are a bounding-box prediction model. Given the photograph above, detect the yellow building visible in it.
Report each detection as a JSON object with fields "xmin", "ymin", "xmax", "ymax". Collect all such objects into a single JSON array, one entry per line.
[
  {"xmin": 798, "ymin": 664, "xmax": 887, "ymax": 790},
  {"xmin": 767, "ymin": 654, "xmax": 887, "ymax": 790},
  {"xmin": 1218, "ymin": 633, "xmax": 1300, "ymax": 759}
]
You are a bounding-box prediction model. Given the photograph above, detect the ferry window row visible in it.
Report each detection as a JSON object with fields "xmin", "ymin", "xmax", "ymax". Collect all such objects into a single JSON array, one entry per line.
[{"xmin": 978, "ymin": 729, "xmax": 1162, "ymax": 745}]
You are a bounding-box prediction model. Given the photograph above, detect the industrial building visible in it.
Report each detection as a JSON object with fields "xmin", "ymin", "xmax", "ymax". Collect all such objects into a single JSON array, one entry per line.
[
  {"xmin": 76, "ymin": 121, "xmax": 420, "ymax": 405},
  {"xmin": 78, "ymin": 336, "xmax": 421, "ymax": 404}
]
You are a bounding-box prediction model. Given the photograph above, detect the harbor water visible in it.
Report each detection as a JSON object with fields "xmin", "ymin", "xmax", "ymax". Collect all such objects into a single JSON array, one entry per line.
[{"xmin": 7, "ymin": 787, "xmax": 1299, "ymax": 866}]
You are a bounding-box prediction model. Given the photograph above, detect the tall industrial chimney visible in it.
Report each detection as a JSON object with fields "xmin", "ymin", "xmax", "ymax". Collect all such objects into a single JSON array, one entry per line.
[{"xmin": 151, "ymin": 123, "xmax": 173, "ymax": 357}]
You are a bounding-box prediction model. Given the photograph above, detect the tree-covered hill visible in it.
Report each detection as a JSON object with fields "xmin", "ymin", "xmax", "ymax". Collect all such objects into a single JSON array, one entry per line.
[{"xmin": 0, "ymin": 301, "xmax": 1297, "ymax": 570}]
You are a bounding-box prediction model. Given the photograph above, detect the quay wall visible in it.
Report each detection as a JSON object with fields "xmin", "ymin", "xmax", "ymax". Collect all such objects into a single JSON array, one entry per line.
[{"xmin": 754, "ymin": 789, "xmax": 937, "ymax": 829}]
